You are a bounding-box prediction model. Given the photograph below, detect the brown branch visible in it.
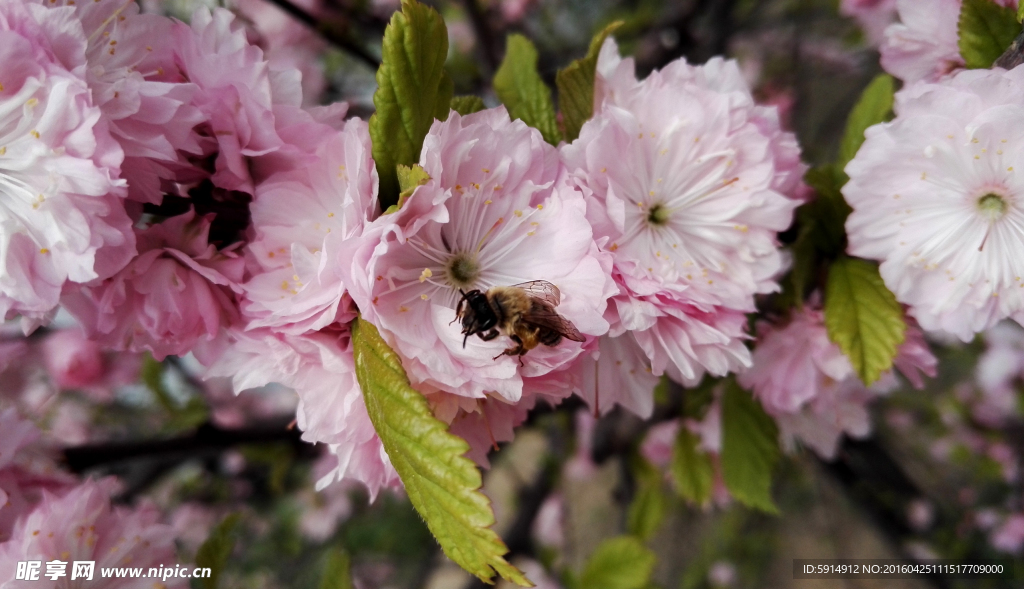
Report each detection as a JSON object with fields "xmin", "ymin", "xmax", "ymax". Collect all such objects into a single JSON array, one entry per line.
[
  {"xmin": 63, "ymin": 419, "xmax": 312, "ymax": 473},
  {"xmin": 262, "ymin": 0, "xmax": 381, "ymax": 69}
]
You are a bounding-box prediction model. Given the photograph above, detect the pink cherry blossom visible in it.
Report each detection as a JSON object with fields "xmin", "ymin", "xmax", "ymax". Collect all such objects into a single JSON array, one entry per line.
[
  {"xmin": 297, "ymin": 457, "xmax": 354, "ymax": 541},
  {"xmin": 0, "ymin": 479, "xmax": 185, "ymax": 588},
  {"xmin": 231, "ymin": 0, "xmax": 328, "ymax": 106},
  {"xmin": 741, "ymin": 303, "xmax": 933, "ymax": 460},
  {"xmin": 206, "ymin": 328, "xmax": 399, "ymax": 499},
  {"xmin": 576, "ymin": 333, "xmax": 659, "ymax": 418},
  {"xmin": 500, "ymin": 0, "xmax": 535, "ymax": 22},
  {"xmin": 841, "ymin": 0, "xmax": 897, "ymax": 46},
  {"xmin": 0, "ymin": 409, "xmax": 78, "ymax": 543},
  {"xmin": 29, "ymin": 0, "xmax": 205, "ymax": 205},
  {"xmin": 63, "ymin": 210, "xmax": 244, "ymax": 362},
  {"xmin": 880, "ymin": 0, "xmax": 1016, "ymax": 84},
  {"xmin": 40, "ymin": 329, "xmax": 103, "ymax": 390},
  {"xmin": 739, "ymin": 304, "xmax": 936, "ymax": 458},
  {"xmin": 168, "ymin": 502, "xmax": 219, "ymax": 556},
  {"xmin": 844, "ymin": 66, "xmax": 1024, "ymax": 341},
  {"xmin": 531, "ymin": 495, "xmax": 563, "ymax": 549},
  {"xmin": 639, "ymin": 419, "xmax": 681, "ymax": 468},
  {"xmin": 594, "ymin": 39, "xmax": 806, "ymax": 200},
  {"xmin": 990, "ymin": 513, "xmax": 1024, "ymax": 554},
  {"xmin": 243, "ymin": 117, "xmax": 379, "ymax": 335},
  {"xmin": 343, "ymin": 107, "xmax": 614, "ymax": 404},
  {"xmin": 640, "ymin": 397, "xmax": 730, "ymax": 506},
  {"xmin": 974, "ymin": 322, "xmax": 1024, "ymax": 426},
  {"xmin": 171, "ymin": 7, "xmax": 299, "ymax": 194},
  {"xmin": 447, "ymin": 396, "xmax": 534, "ymax": 467},
  {"xmin": 0, "ymin": 2, "xmax": 135, "ymax": 326},
  {"xmin": 562, "ymin": 41, "xmax": 802, "ymax": 414}
]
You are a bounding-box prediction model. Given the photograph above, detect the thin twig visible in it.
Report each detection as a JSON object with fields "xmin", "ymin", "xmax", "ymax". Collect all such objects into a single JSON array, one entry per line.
[
  {"xmin": 460, "ymin": 0, "xmax": 500, "ymax": 74},
  {"xmin": 263, "ymin": 0, "xmax": 381, "ymax": 69},
  {"xmin": 996, "ymin": 28, "xmax": 1024, "ymax": 70}
]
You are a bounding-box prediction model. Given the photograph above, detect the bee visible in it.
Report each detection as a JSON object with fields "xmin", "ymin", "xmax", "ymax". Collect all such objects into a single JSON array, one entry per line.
[{"xmin": 455, "ymin": 280, "xmax": 586, "ymax": 362}]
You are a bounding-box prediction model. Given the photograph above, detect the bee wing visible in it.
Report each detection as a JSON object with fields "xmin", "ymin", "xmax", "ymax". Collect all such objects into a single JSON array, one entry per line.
[
  {"xmin": 523, "ymin": 306, "xmax": 587, "ymax": 343},
  {"xmin": 511, "ymin": 280, "xmax": 561, "ymax": 306}
]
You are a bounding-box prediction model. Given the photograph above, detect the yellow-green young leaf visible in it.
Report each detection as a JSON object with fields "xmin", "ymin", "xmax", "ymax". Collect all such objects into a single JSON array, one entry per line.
[
  {"xmin": 383, "ymin": 163, "xmax": 431, "ymax": 214},
  {"xmin": 959, "ymin": 0, "xmax": 1020, "ymax": 68},
  {"xmin": 670, "ymin": 427, "xmax": 713, "ymax": 505},
  {"xmin": 397, "ymin": 163, "xmax": 430, "ymax": 194},
  {"xmin": 824, "ymin": 257, "xmax": 907, "ymax": 385},
  {"xmin": 319, "ymin": 549, "xmax": 353, "ymax": 589},
  {"xmin": 838, "ymin": 74, "xmax": 894, "ymax": 170},
  {"xmin": 1018, "ymin": 0, "xmax": 1024, "ymax": 22},
  {"xmin": 350, "ymin": 318, "xmax": 532, "ymax": 587},
  {"xmin": 451, "ymin": 95, "xmax": 486, "ymax": 116},
  {"xmin": 626, "ymin": 459, "xmax": 668, "ymax": 541},
  {"xmin": 556, "ymin": 21, "xmax": 623, "ymax": 142},
  {"xmin": 369, "ymin": 0, "xmax": 453, "ymax": 210},
  {"xmin": 579, "ymin": 536, "xmax": 656, "ymax": 589},
  {"xmin": 195, "ymin": 514, "xmax": 240, "ymax": 589},
  {"xmin": 720, "ymin": 382, "xmax": 779, "ymax": 514},
  {"xmin": 494, "ymin": 35, "xmax": 561, "ymax": 145}
]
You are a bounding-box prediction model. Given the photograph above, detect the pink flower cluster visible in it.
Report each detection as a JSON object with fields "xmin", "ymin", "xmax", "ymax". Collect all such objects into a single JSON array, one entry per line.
[
  {"xmin": 739, "ymin": 303, "xmax": 936, "ymax": 458},
  {"xmin": 1, "ymin": 0, "xmax": 807, "ymax": 498},
  {"xmin": 0, "ymin": 409, "xmax": 181, "ymax": 588}
]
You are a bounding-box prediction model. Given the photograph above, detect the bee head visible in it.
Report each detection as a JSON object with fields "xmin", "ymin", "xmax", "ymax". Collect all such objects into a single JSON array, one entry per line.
[{"xmin": 455, "ymin": 289, "xmax": 498, "ymax": 347}]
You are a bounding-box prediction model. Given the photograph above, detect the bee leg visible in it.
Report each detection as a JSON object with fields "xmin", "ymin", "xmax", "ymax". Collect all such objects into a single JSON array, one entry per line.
[
  {"xmin": 451, "ymin": 298, "xmax": 465, "ymax": 326},
  {"xmin": 495, "ymin": 335, "xmax": 525, "ymax": 361}
]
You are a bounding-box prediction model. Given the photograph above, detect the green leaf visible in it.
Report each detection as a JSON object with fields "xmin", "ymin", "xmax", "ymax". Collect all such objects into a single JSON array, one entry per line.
[
  {"xmin": 781, "ymin": 165, "xmax": 853, "ymax": 306},
  {"xmin": 194, "ymin": 514, "xmax": 240, "ymax": 589},
  {"xmin": 824, "ymin": 256, "xmax": 907, "ymax": 385},
  {"xmin": 627, "ymin": 459, "xmax": 667, "ymax": 541},
  {"xmin": 369, "ymin": 0, "xmax": 454, "ymax": 210},
  {"xmin": 579, "ymin": 536, "xmax": 656, "ymax": 589},
  {"xmin": 959, "ymin": 0, "xmax": 1020, "ymax": 69},
  {"xmin": 494, "ymin": 34, "xmax": 561, "ymax": 145},
  {"xmin": 384, "ymin": 163, "xmax": 431, "ymax": 214},
  {"xmin": 350, "ymin": 318, "xmax": 531, "ymax": 586},
  {"xmin": 801, "ymin": 166, "xmax": 852, "ymax": 254},
  {"xmin": 319, "ymin": 549, "xmax": 354, "ymax": 589},
  {"xmin": 1018, "ymin": 0, "xmax": 1024, "ymax": 23},
  {"xmin": 141, "ymin": 354, "xmax": 176, "ymax": 414},
  {"xmin": 239, "ymin": 443, "xmax": 293, "ymax": 495},
  {"xmin": 720, "ymin": 382, "xmax": 779, "ymax": 514},
  {"xmin": 556, "ymin": 21, "xmax": 623, "ymax": 142},
  {"xmin": 397, "ymin": 163, "xmax": 430, "ymax": 194},
  {"xmin": 451, "ymin": 95, "xmax": 486, "ymax": 116},
  {"xmin": 838, "ymin": 74, "xmax": 894, "ymax": 170},
  {"xmin": 141, "ymin": 355, "xmax": 209, "ymax": 431},
  {"xmin": 670, "ymin": 427, "xmax": 714, "ymax": 506},
  {"xmin": 651, "ymin": 375, "xmax": 671, "ymax": 406}
]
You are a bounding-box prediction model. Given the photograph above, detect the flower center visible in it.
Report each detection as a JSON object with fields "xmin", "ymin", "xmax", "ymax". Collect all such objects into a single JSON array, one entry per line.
[
  {"xmin": 446, "ymin": 253, "xmax": 480, "ymax": 289},
  {"xmin": 977, "ymin": 193, "xmax": 1009, "ymax": 220},
  {"xmin": 647, "ymin": 203, "xmax": 671, "ymax": 226}
]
